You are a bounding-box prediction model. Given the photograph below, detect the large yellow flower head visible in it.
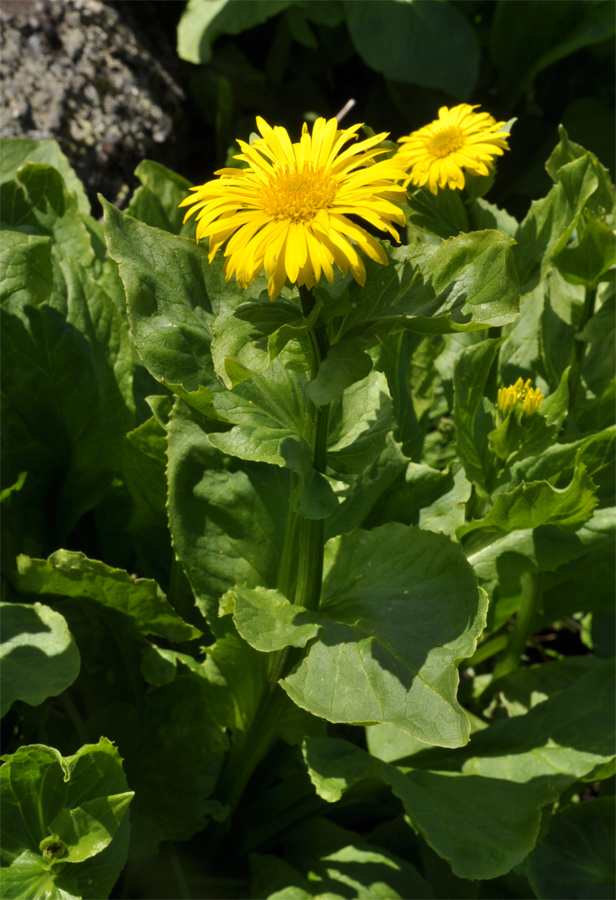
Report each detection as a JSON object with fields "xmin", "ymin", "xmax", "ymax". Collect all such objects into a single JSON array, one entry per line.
[
  {"xmin": 180, "ymin": 116, "xmax": 407, "ymax": 301},
  {"xmin": 397, "ymin": 104, "xmax": 510, "ymax": 195},
  {"xmin": 497, "ymin": 378, "xmax": 545, "ymax": 417}
]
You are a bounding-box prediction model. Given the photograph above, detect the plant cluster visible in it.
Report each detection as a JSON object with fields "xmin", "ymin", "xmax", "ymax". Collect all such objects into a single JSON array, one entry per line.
[{"xmin": 1, "ymin": 103, "xmax": 614, "ymax": 900}]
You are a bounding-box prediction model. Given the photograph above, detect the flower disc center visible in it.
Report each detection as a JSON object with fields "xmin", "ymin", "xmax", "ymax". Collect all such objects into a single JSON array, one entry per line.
[
  {"xmin": 262, "ymin": 168, "xmax": 338, "ymax": 223},
  {"xmin": 428, "ymin": 127, "xmax": 465, "ymax": 158}
]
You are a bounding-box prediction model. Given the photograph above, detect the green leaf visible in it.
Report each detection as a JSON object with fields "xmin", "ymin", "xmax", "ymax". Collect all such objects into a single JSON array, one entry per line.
[
  {"xmin": 210, "ymin": 296, "xmax": 308, "ymax": 389},
  {"xmin": 306, "ymin": 338, "xmax": 373, "ymax": 407},
  {"xmin": 405, "ymin": 187, "xmax": 470, "ymax": 240},
  {"xmin": 344, "ymin": 0, "xmax": 479, "ymax": 98},
  {"xmin": 177, "ymin": 0, "xmax": 294, "ymax": 64},
  {"xmin": 0, "ymin": 601, "xmax": 80, "ymax": 718},
  {"xmin": 324, "ymin": 435, "xmax": 409, "ymax": 540},
  {"xmin": 578, "ymin": 288, "xmax": 615, "ymax": 343},
  {"xmin": 250, "ymin": 853, "xmax": 318, "ymax": 900},
  {"xmin": 121, "ymin": 416, "xmax": 172, "ymax": 587},
  {"xmin": 418, "ymin": 467, "xmax": 472, "ymax": 539},
  {"xmin": 199, "ymin": 615, "xmax": 270, "ymax": 742},
  {"xmin": 0, "ymin": 137, "xmax": 90, "ymax": 214},
  {"xmin": 1, "ymin": 164, "xmax": 95, "ymax": 269},
  {"xmin": 102, "ymin": 197, "xmax": 264, "ymax": 419},
  {"xmin": 301, "ymin": 737, "xmax": 557, "ymax": 881},
  {"xmin": 280, "ymin": 524, "xmax": 487, "ymax": 747},
  {"xmin": 365, "ymin": 723, "xmax": 431, "ymax": 765},
  {"xmin": 453, "ymin": 337, "xmax": 501, "ymax": 492},
  {"xmin": 323, "ymin": 232, "xmax": 519, "ymax": 342},
  {"xmin": 364, "ymin": 461, "xmax": 453, "ymax": 530},
  {"xmin": 468, "ymin": 197, "xmax": 519, "ymax": 237},
  {"xmin": 127, "ymin": 160, "xmax": 194, "ymax": 237},
  {"xmin": 546, "ymin": 125, "xmax": 615, "ymax": 220},
  {"xmin": 100, "ymin": 676, "xmax": 228, "ymax": 859},
  {"xmin": 466, "ymin": 506, "xmax": 615, "ymax": 590},
  {"xmin": 139, "ymin": 645, "xmax": 202, "ymax": 686},
  {"xmin": 373, "ymin": 329, "xmax": 446, "ymax": 461},
  {"xmin": 490, "ymin": 0, "xmax": 616, "ymax": 106},
  {"xmin": 0, "ymin": 231, "xmax": 52, "ymax": 306},
  {"xmin": 326, "ymin": 370, "xmax": 393, "ymax": 475},
  {"xmin": 281, "ymin": 817, "xmax": 433, "ymax": 900},
  {"xmin": 0, "ymin": 738, "xmax": 133, "ymax": 899},
  {"xmin": 458, "ymin": 459, "xmax": 598, "ymax": 538},
  {"xmin": 411, "ymin": 657, "xmax": 615, "ymax": 782},
  {"xmin": 14, "ymin": 550, "xmax": 200, "ymax": 642},
  {"xmin": 167, "ymin": 398, "xmax": 290, "ymax": 623},
  {"xmin": 524, "ymin": 797, "xmax": 615, "ymax": 900},
  {"xmin": 1, "ymin": 252, "xmax": 134, "ymax": 547},
  {"xmin": 514, "ymin": 153, "xmax": 601, "ymax": 294},
  {"xmin": 208, "ymin": 356, "xmax": 389, "ymax": 518},
  {"xmin": 227, "ymin": 585, "xmax": 322, "ymax": 652},
  {"xmin": 482, "ymin": 656, "xmax": 599, "ymax": 719},
  {"xmin": 304, "ymin": 660, "xmax": 614, "ymax": 880},
  {"xmin": 555, "ymin": 210, "xmax": 616, "ymax": 287}
]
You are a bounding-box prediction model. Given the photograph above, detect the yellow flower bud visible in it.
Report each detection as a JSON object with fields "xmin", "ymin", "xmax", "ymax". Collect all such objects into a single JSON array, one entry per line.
[{"xmin": 497, "ymin": 377, "xmax": 544, "ymax": 416}]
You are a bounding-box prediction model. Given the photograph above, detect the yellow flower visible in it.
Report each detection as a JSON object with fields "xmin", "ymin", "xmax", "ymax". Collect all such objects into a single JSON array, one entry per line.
[
  {"xmin": 497, "ymin": 378, "xmax": 545, "ymax": 416},
  {"xmin": 397, "ymin": 104, "xmax": 510, "ymax": 194},
  {"xmin": 180, "ymin": 116, "xmax": 407, "ymax": 301}
]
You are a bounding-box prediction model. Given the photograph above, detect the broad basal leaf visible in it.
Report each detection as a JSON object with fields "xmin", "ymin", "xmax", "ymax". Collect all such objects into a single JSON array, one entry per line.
[
  {"xmin": 1, "ymin": 247, "xmax": 134, "ymax": 547},
  {"xmin": 14, "ymin": 550, "xmax": 199, "ymax": 642},
  {"xmin": 97, "ymin": 675, "xmax": 228, "ymax": 860},
  {"xmin": 0, "ymin": 738, "xmax": 133, "ymax": 900},
  {"xmin": 177, "ymin": 0, "xmax": 293, "ymax": 64},
  {"xmin": 301, "ymin": 737, "xmax": 557, "ymax": 882},
  {"xmin": 280, "ymin": 817, "xmax": 433, "ymax": 900},
  {"xmin": 303, "ymin": 660, "xmax": 614, "ymax": 881},
  {"xmin": 0, "ymin": 601, "xmax": 80, "ymax": 718},
  {"xmin": 231, "ymin": 523, "xmax": 487, "ymax": 748},
  {"xmin": 166, "ymin": 398, "xmax": 291, "ymax": 623},
  {"xmin": 523, "ymin": 797, "xmax": 615, "ymax": 900}
]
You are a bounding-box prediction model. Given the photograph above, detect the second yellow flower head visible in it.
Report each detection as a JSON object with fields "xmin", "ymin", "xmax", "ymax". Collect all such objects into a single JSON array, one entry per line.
[{"xmin": 397, "ymin": 104, "xmax": 510, "ymax": 194}]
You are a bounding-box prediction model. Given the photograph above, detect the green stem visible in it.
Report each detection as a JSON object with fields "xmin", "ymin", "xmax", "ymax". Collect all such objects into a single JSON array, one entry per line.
[
  {"xmin": 459, "ymin": 633, "xmax": 508, "ymax": 670},
  {"xmin": 276, "ymin": 499, "xmax": 300, "ymax": 601},
  {"xmin": 491, "ymin": 572, "xmax": 541, "ymax": 680},
  {"xmin": 206, "ymin": 286, "xmax": 331, "ymax": 857},
  {"xmin": 296, "ymin": 285, "xmax": 330, "ymax": 613},
  {"xmin": 210, "ymin": 685, "xmax": 290, "ymax": 818}
]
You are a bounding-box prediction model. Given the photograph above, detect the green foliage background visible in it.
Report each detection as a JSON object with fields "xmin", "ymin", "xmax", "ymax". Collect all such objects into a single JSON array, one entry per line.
[{"xmin": 1, "ymin": 2, "xmax": 615, "ymax": 899}]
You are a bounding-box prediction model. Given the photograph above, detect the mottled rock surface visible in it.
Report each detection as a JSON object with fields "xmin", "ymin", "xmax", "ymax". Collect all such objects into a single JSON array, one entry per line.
[{"xmin": 1, "ymin": 0, "xmax": 186, "ymax": 209}]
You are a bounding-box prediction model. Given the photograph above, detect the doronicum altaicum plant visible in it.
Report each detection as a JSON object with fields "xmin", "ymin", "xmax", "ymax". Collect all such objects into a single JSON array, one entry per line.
[{"xmin": 1, "ymin": 111, "xmax": 614, "ymax": 900}]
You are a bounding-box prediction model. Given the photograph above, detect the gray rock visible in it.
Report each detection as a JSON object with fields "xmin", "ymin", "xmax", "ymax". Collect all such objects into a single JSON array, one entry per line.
[{"xmin": 1, "ymin": 0, "xmax": 186, "ymax": 209}]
